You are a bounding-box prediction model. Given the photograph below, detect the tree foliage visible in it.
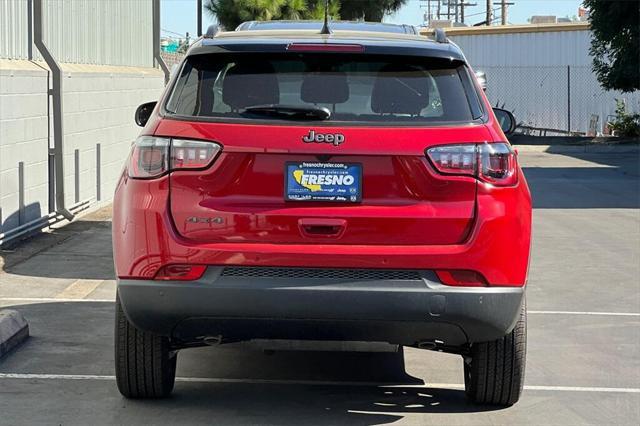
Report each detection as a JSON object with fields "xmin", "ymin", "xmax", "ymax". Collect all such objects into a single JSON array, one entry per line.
[
  {"xmin": 340, "ymin": 0, "xmax": 407, "ymax": 21},
  {"xmin": 583, "ymin": 0, "xmax": 640, "ymax": 93},
  {"xmin": 204, "ymin": 0, "xmax": 406, "ymax": 30},
  {"xmin": 205, "ymin": 0, "xmax": 339, "ymax": 30}
]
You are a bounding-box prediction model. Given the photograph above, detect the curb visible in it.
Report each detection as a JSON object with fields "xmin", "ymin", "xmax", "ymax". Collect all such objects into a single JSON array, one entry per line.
[
  {"xmin": 514, "ymin": 144, "xmax": 640, "ymax": 154},
  {"xmin": 0, "ymin": 310, "xmax": 29, "ymax": 359}
]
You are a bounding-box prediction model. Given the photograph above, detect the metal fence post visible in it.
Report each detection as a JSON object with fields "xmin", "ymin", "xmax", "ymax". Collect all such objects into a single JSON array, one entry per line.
[
  {"xmin": 18, "ymin": 162, "xmax": 25, "ymax": 226},
  {"xmin": 567, "ymin": 65, "xmax": 571, "ymax": 134},
  {"xmin": 74, "ymin": 149, "xmax": 80, "ymax": 204},
  {"xmin": 96, "ymin": 143, "xmax": 101, "ymax": 202}
]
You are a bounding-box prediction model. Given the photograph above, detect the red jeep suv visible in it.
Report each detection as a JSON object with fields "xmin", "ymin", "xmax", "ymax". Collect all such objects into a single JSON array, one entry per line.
[{"xmin": 113, "ymin": 21, "xmax": 531, "ymax": 406}]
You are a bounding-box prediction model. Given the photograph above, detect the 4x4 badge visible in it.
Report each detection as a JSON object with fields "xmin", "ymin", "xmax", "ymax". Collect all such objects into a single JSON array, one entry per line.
[{"xmin": 302, "ymin": 130, "xmax": 345, "ymax": 146}]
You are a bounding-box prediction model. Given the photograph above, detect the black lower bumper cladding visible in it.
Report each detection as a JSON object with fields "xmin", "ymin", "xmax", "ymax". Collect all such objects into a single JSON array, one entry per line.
[{"xmin": 118, "ymin": 267, "xmax": 524, "ymax": 349}]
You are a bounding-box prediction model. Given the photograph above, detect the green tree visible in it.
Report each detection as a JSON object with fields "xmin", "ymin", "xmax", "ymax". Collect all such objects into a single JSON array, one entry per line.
[
  {"xmin": 583, "ymin": 0, "xmax": 640, "ymax": 92},
  {"xmin": 205, "ymin": 0, "xmax": 339, "ymax": 30},
  {"xmin": 339, "ymin": 0, "xmax": 407, "ymax": 21}
]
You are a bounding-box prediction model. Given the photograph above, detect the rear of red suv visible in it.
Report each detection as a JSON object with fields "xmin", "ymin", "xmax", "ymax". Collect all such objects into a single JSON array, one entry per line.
[{"xmin": 113, "ymin": 25, "xmax": 531, "ymax": 406}]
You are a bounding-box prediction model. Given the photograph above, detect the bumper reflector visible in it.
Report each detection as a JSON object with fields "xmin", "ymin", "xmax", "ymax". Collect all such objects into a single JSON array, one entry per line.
[
  {"xmin": 435, "ymin": 270, "xmax": 487, "ymax": 287},
  {"xmin": 154, "ymin": 265, "xmax": 207, "ymax": 281}
]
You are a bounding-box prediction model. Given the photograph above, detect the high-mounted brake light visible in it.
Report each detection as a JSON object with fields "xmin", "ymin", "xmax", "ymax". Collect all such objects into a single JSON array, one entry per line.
[
  {"xmin": 128, "ymin": 137, "xmax": 221, "ymax": 179},
  {"xmin": 286, "ymin": 43, "xmax": 365, "ymax": 53},
  {"xmin": 154, "ymin": 264, "xmax": 207, "ymax": 281},
  {"xmin": 426, "ymin": 143, "xmax": 518, "ymax": 186}
]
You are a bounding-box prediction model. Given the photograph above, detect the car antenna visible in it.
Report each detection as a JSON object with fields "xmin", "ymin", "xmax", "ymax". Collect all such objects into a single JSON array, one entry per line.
[{"xmin": 320, "ymin": 0, "xmax": 332, "ymax": 34}]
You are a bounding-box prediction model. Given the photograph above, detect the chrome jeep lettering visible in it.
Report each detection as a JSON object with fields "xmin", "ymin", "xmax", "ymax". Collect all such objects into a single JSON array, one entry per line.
[{"xmin": 302, "ymin": 130, "xmax": 345, "ymax": 146}]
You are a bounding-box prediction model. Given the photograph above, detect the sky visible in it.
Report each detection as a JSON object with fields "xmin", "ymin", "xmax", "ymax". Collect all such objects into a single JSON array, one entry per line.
[{"xmin": 161, "ymin": 0, "xmax": 585, "ymax": 39}]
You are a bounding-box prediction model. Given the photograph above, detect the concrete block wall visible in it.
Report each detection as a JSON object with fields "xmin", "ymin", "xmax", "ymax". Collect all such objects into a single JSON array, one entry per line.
[
  {"xmin": 0, "ymin": 62, "xmax": 50, "ymax": 231},
  {"xmin": 0, "ymin": 59, "xmax": 164, "ymax": 233}
]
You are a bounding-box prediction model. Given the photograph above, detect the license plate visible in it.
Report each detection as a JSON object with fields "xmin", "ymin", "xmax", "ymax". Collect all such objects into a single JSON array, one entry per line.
[{"xmin": 285, "ymin": 162, "xmax": 362, "ymax": 203}]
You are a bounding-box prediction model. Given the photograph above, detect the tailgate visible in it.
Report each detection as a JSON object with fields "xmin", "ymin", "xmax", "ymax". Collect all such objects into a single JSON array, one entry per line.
[{"xmin": 164, "ymin": 122, "xmax": 489, "ymax": 246}]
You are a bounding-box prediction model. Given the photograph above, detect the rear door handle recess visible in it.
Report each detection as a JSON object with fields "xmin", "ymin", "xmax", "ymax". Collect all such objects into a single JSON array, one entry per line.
[{"xmin": 299, "ymin": 218, "xmax": 346, "ymax": 238}]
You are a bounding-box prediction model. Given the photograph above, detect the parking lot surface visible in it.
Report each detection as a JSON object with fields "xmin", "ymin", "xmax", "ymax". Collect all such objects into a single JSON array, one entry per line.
[{"xmin": 1, "ymin": 150, "xmax": 639, "ymax": 425}]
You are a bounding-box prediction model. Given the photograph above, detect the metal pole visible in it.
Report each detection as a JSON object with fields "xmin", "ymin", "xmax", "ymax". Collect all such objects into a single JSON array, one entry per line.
[
  {"xmin": 567, "ymin": 65, "xmax": 571, "ymax": 133},
  {"xmin": 486, "ymin": 0, "xmax": 492, "ymax": 25},
  {"xmin": 152, "ymin": 0, "xmax": 170, "ymax": 84},
  {"xmin": 501, "ymin": 0, "xmax": 507, "ymax": 25},
  {"xmin": 27, "ymin": 0, "xmax": 33, "ymax": 60},
  {"xmin": 18, "ymin": 162, "xmax": 25, "ymax": 226},
  {"xmin": 197, "ymin": 0, "xmax": 203, "ymax": 37},
  {"xmin": 33, "ymin": 0, "xmax": 73, "ymax": 221},
  {"xmin": 74, "ymin": 149, "xmax": 80, "ymax": 203},
  {"xmin": 96, "ymin": 143, "xmax": 101, "ymax": 202}
]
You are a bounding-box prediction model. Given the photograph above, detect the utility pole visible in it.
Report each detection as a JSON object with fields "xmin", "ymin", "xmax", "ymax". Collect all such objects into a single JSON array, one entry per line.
[
  {"xmin": 486, "ymin": 0, "xmax": 493, "ymax": 25},
  {"xmin": 197, "ymin": 0, "xmax": 202, "ymax": 37},
  {"xmin": 459, "ymin": 2, "xmax": 477, "ymax": 24},
  {"xmin": 494, "ymin": 0, "xmax": 514, "ymax": 25}
]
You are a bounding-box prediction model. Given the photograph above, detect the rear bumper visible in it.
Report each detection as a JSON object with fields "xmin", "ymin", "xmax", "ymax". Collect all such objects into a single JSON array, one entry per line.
[{"xmin": 118, "ymin": 267, "xmax": 524, "ymax": 349}]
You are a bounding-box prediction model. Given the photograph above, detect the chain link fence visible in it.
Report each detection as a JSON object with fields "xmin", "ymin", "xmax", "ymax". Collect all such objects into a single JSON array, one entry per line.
[
  {"xmin": 160, "ymin": 51, "xmax": 185, "ymax": 70},
  {"xmin": 480, "ymin": 65, "xmax": 640, "ymax": 136}
]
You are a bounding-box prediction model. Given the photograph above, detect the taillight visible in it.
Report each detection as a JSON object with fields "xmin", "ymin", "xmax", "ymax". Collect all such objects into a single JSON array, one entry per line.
[
  {"xmin": 435, "ymin": 270, "xmax": 487, "ymax": 287},
  {"xmin": 426, "ymin": 142, "xmax": 518, "ymax": 186},
  {"xmin": 171, "ymin": 139, "xmax": 221, "ymax": 170},
  {"xmin": 154, "ymin": 264, "xmax": 207, "ymax": 281},
  {"xmin": 128, "ymin": 137, "xmax": 221, "ymax": 179},
  {"xmin": 425, "ymin": 144, "xmax": 476, "ymax": 176},
  {"xmin": 478, "ymin": 143, "xmax": 518, "ymax": 186},
  {"xmin": 129, "ymin": 136, "xmax": 170, "ymax": 178}
]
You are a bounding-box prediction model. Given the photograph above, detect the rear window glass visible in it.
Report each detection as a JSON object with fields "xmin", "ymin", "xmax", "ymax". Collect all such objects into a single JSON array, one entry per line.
[{"xmin": 165, "ymin": 53, "xmax": 482, "ymax": 125}]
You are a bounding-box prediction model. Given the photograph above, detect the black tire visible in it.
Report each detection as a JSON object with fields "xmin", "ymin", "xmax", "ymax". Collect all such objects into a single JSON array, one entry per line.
[
  {"xmin": 464, "ymin": 298, "xmax": 526, "ymax": 406},
  {"xmin": 115, "ymin": 293, "xmax": 177, "ymax": 398}
]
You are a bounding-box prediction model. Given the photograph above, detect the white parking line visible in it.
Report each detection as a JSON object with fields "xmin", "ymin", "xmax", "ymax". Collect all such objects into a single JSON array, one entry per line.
[
  {"xmin": 54, "ymin": 279, "xmax": 104, "ymax": 300},
  {"xmin": 0, "ymin": 297, "xmax": 111, "ymax": 303},
  {"xmin": 0, "ymin": 373, "xmax": 638, "ymax": 394},
  {"xmin": 528, "ymin": 310, "xmax": 640, "ymax": 317}
]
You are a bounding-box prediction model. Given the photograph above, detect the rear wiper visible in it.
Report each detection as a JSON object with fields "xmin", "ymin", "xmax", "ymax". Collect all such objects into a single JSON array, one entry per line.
[{"xmin": 242, "ymin": 104, "xmax": 331, "ymax": 121}]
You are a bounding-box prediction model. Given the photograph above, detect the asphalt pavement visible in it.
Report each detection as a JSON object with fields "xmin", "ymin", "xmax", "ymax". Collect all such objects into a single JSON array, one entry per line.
[{"xmin": 0, "ymin": 150, "xmax": 639, "ymax": 425}]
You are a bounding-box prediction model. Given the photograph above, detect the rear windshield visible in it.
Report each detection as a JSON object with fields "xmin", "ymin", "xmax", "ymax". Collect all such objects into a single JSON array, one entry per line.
[{"xmin": 165, "ymin": 53, "xmax": 482, "ymax": 125}]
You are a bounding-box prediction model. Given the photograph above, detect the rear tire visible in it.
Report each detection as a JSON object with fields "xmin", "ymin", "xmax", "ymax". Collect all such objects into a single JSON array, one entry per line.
[
  {"xmin": 463, "ymin": 298, "xmax": 526, "ymax": 406},
  {"xmin": 115, "ymin": 293, "xmax": 177, "ymax": 398}
]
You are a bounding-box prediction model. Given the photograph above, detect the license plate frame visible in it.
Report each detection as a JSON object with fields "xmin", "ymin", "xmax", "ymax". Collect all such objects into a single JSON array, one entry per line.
[{"xmin": 284, "ymin": 162, "xmax": 362, "ymax": 203}]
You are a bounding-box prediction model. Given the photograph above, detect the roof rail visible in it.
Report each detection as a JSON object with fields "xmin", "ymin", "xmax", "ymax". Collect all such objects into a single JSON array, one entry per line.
[
  {"xmin": 434, "ymin": 28, "xmax": 448, "ymax": 43},
  {"xmin": 204, "ymin": 24, "xmax": 220, "ymax": 38}
]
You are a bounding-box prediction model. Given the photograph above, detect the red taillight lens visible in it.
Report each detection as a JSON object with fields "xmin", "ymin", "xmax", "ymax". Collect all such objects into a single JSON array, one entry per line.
[
  {"xmin": 128, "ymin": 137, "xmax": 221, "ymax": 178},
  {"xmin": 426, "ymin": 143, "xmax": 517, "ymax": 186},
  {"xmin": 478, "ymin": 143, "xmax": 518, "ymax": 186},
  {"xmin": 435, "ymin": 270, "xmax": 487, "ymax": 287},
  {"xmin": 129, "ymin": 136, "xmax": 170, "ymax": 178},
  {"xmin": 154, "ymin": 264, "xmax": 207, "ymax": 281}
]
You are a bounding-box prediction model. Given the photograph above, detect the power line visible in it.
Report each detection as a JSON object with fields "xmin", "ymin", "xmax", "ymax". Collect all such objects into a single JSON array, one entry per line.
[{"xmin": 161, "ymin": 28, "xmax": 184, "ymax": 37}]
